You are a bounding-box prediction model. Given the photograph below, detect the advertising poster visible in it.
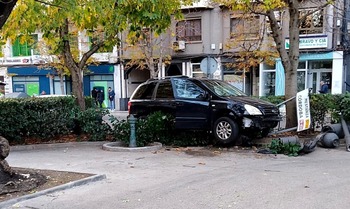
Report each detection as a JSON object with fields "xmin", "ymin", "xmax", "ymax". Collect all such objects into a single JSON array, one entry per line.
[{"xmin": 296, "ymin": 89, "xmax": 311, "ymax": 132}]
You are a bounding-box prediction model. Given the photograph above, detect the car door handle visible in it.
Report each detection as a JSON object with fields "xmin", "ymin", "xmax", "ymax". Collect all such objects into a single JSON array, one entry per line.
[{"xmin": 175, "ymin": 102, "xmax": 184, "ymax": 106}]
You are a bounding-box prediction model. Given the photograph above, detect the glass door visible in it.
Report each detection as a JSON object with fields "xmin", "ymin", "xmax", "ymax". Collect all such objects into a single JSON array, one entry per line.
[{"xmin": 309, "ymin": 71, "xmax": 331, "ymax": 93}]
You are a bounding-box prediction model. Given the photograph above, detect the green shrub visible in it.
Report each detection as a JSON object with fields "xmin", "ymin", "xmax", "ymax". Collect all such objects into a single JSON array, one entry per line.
[
  {"xmin": 75, "ymin": 108, "xmax": 111, "ymax": 141},
  {"xmin": 259, "ymin": 95, "xmax": 285, "ymax": 105},
  {"xmin": 0, "ymin": 96, "xmax": 111, "ymax": 144},
  {"xmin": 268, "ymin": 139, "xmax": 301, "ymax": 157},
  {"xmin": 339, "ymin": 92, "xmax": 350, "ymax": 121},
  {"xmin": 110, "ymin": 116, "xmax": 130, "ymax": 143},
  {"xmin": 0, "ymin": 97, "xmax": 78, "ymax": 143},
  {"xmin": 110, "ymin": 111, "xmax": 211, "ymax": 147}
]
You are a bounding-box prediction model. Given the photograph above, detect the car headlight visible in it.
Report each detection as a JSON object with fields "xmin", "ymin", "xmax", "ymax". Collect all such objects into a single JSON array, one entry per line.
[{"xmin": 244, "ymin": 104, "xmax": 262, "ymax": 115}]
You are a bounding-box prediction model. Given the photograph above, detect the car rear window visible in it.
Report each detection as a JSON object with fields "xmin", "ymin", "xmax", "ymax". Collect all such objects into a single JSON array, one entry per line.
[
  {"xmin": 131, "ymin": 82, "xmax": 157, "ymax": 99},
  {"xmin": 155, "ymin": 81, "xmax": 174, "ymax": 99}
]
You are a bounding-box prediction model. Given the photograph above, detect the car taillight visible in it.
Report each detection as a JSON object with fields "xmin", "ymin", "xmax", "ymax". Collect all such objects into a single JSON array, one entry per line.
[{"xmin": 128, "ymin": 101, "xmax": 131, "ymax": 114}]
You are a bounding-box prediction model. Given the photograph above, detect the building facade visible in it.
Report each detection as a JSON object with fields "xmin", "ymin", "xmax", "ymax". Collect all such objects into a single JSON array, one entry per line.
[{"xmin": 0, "ymin": 0, "xmax": 347, "ymax": 110}]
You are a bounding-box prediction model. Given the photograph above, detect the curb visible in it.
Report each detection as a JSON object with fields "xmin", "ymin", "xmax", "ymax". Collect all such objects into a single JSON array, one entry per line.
[
  {"xmin": 0, "ymin": 174, "xmax": 106, "ymax": 208},
  {"xmin": 102, "ymin": 141, "xmax": 163, "ymax": 152},
  {"xmin": 10, "ymin": 141, "xmax": 107, "ymax": 151}
]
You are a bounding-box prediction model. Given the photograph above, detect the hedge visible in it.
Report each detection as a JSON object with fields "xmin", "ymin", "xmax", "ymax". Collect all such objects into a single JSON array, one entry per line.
[{"xmin": 0, "ymin": 96, "xmax": 110, "ymax": 144}]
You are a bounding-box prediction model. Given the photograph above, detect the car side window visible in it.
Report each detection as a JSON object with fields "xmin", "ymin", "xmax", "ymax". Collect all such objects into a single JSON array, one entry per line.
[
  {"xmin": 132, "ymin": 82, "xmax": 156, "ymax": 99},
  {"xmin": 173, "ymin": 78, "xmax": 205, "ymax": 99},
  {"xmin": 155, "ymin": 81, "xmax": 174, "ymax": 99}
]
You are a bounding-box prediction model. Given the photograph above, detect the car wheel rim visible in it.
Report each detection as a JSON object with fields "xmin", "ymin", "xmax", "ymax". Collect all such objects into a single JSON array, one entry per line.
[{"xmin": 216, "ymin": 121, "xmax": 232, "ymax": 140}]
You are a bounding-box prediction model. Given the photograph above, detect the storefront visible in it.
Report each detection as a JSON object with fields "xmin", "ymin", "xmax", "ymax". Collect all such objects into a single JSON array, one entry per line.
[
  {"xmin": 259, "ymin": 40, "xmax": 343, "ymax": 96},
  {"xmin": 6, "ymin": 64, "xmax": 115, "ymax": 100}
]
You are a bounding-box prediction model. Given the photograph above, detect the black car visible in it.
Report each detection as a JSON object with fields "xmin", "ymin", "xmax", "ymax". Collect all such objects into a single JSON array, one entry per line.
[{"xmin": 128, "ymin": 76, "xmax": 281, "ymax": 144}]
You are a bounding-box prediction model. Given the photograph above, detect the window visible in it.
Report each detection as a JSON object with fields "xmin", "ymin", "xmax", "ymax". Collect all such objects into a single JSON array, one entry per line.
[
  {"xmin": 132, "ymin": 82, "xmax": 157, "ymax": 99},
  {"xmin": 176, "ymin": 19, "xmax": 202, "ymax": 42},
  {"xmin": 12, "ymin": 34, "xmax": 38, "ymax": 56},
  {"xmin": 299, "ymin": 9, "xmax": 324, "ymax": 34},
  {"xmin": 173, "ymin": 78, "xmax": 205, "ymax": 99},
  {"xmin": 262, "ymin": 71, "xmax": 275, "ymax": 96},
  {"xmin": 156, "ymin": 81, "xmax": 174, "ymax": 99},
  {"xmin": 192, "ymin": 63, "xmax": 206, "ymax": 78},
  {"xmin": 230, "ymin": 16, "xmax": 260, "ymax": 39}
]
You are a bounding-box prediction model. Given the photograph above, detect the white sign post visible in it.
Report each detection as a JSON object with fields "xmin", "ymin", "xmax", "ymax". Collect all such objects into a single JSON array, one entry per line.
[{"xmin": 296, "ymin": 89, "xmax": 311, "ymax": 132}]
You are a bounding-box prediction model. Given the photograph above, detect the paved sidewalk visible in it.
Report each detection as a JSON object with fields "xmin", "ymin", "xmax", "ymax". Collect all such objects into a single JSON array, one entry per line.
[{"xmin": 3, "ymin": 142, "xmax": 350, "ymax": 209}]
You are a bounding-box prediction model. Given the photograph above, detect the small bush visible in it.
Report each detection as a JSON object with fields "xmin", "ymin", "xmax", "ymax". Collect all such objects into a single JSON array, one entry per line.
[
  {"xmin": 75, "ymin": 108, "xmax": 111, "ymax": 141},
  {"xmin": 259, "ymin": 95, "xmax": 285, "ymax": 105},
  {"xmin": 110, "ymin": 111, "xmax": 211, "ymax": 147},
  {"xmin": 269, "ymin": 139, "xmax": 301, "ymax": 157}
]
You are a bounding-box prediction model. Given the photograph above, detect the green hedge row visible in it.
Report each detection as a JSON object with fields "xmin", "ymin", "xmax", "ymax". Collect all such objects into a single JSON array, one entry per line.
[
  {"xmin": 0, "ymin": 96, "xmax": 110, "ymax": 144},
  {"xmin": 261, "ymin": 92, "xmax": 350, "ymax": 129},
  {"xmin": 3, "ymin": 92, "xmax": 350, "ymax": 147}
]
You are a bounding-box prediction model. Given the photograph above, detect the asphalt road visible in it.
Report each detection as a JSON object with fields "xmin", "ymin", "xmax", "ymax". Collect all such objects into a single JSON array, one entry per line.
[{"xmin": 3, "ymin": 142, "xmax": 350, "ymax": 209}]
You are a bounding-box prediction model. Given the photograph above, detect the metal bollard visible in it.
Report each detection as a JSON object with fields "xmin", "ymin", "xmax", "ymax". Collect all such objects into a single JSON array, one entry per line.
[{"xmin": 128, "ymin": 114, "xmax": 137, "ymax": 147}]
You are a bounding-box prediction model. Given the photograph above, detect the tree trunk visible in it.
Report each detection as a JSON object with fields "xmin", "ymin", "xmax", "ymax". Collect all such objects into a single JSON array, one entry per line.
[
  {"xmin": 0, "ymin": 0, "xmax": 17, "ymax": 29},
  {"xmin": 0, "ymin": 136, "xmax": 14, "ymax": 179},
  {"xmin": 60, "ymin": 18, "xmax": 86, "ymax": 110},
  {"xmin": 284, "ymin": 1, "xmax": 300, "ymax": 129},
  {"xmin": 267, "ymin": 1, "xmax": 300, "ymax": 129},
  {"xmin": 149, "ymin": 59, "xmax": 158, "ymax": 78},
  {"xmin": 69, "ymin": 65, "xmax": 85, "ymax": 110}
]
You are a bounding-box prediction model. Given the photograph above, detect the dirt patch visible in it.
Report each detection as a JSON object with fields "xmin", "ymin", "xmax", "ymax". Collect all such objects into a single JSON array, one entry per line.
[{"xmin": 0, "ymin": 167, "xmax": 93, "ymax": 202}]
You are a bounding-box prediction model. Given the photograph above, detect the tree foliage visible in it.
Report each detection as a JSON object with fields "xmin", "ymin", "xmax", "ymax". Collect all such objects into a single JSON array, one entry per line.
[
  {"xmin": 117, "ymin": 0, "xmax": 188, "ymax": 78},
  {"xmin": 217, "ymin": 0, "xmax": 333, "ymax": 128},
  {"xmin": 1, "ymin": 0, "xmax": 125, "ymax": 110}
]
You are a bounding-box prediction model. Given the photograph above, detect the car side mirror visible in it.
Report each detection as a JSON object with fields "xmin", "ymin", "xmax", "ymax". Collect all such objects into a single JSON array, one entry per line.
[{"xmin": 197, "ymin": 92, "xmax": 208, "ymax": 100}]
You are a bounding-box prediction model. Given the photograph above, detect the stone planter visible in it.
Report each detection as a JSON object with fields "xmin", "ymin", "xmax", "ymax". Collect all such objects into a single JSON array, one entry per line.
[{"xmin": 102, "ymin": 141, "xmax": 162, "ymax": 152}]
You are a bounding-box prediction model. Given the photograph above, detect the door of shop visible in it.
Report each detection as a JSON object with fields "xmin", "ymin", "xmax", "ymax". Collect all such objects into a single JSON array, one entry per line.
[{"xmin": 308, "ymin": 70, "xmax": 332, "ymax": 94}]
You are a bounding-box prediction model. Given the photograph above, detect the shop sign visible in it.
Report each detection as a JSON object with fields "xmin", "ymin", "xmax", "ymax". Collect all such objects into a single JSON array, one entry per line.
[
  {"xmin": 296, "ymin": 89, "xmax": 311, "ymax": 132},
  {"xmin": 285, "ymin": 35, "xmax": 327, "ymax": 49},
  {"xmin": 0, "ymin": 57, "xmax": 31, "ymax": 65}
]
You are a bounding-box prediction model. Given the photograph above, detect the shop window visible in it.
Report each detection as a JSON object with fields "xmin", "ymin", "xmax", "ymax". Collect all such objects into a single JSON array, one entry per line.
[
  {"xmin": 263, "ymin": 63, "xmax": 275, "ymax": 70},
  {"xmin": 90, "ymin": 75, "xmax": 113, "ymax": 81},
  {"xmin": 54, "ymin": 76, "xmax": 67, "ymax": 95},
  {"xmin": 297, "ymin": 71, "xmax": 306, "ymax": 91},
  {"xmin": 176, "ymin": 19, "xmax": 202, "ymax": 42},
  {"xmin": 12, "ymin": 34, "xmax": 38, "ymax": 56},
  {"xmin": 222, "ymin": 65, "xmax": 245, "ymax": 91},
  {"xmin": 298, "ymin": 61, "xmax": 306, "ymax": 69},
  {"xmin": 299, "ymin": 8, "xmax": 324, "ymax": 34},
  {"xmin": 308, "ymin": 60, "xmax": 332, "ymax": 69},
  {"xmin": 262, "ymin": 71, "xmax": 275, "ymax": 96},
  {"xmin": 231, "ymin": 15, "xmax": 260, "ymax": 39}
]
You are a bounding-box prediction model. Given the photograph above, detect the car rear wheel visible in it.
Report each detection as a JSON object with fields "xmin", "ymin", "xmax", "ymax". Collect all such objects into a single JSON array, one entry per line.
[{"xmin": 213, "ymin": 117, "xmax": 239, "ymax": 144}]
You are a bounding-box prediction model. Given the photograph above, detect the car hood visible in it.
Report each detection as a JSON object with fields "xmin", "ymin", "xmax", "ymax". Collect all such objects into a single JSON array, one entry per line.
[
  {"xmin": 225, "ymin": 96, "xmax": 273, "ymax": 106},
  {"xmin": 224, "ymin": 96, "xmax": 280, "ymax": 115}
]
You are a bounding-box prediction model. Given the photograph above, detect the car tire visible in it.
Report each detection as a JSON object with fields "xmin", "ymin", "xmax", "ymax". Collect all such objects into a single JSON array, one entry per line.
[
  {"xmin": 261, "ymin": 128, "xmax": 271, "ymax": 138},
  {"xmin": 213, "ymin": 117, "xmax": 239, "ymax": 145}
]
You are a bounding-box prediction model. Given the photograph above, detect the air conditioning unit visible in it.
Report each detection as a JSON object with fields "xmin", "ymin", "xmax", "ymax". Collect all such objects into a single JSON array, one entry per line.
[{"xmin": 173, "ymin": 41, "xmax": 186, "ymax": 51}]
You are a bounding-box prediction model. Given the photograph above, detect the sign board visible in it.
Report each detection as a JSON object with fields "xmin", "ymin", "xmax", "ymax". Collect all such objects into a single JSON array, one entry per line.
[
  {"xmin": 285, "ymin": 35, "xmax": 327, "ymax": 49},
  {"xmin": 200, "ymin": 57, "xmax": 218, "ymax": 75},
  {"xmin": 296, "ymin": 89, "xmax": 311, "ymax": 132}
]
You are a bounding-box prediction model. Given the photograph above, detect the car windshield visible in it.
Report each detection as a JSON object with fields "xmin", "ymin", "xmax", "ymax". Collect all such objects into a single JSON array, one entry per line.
[{"xmin": 202, "ymin": 80, "xmax": 247, "ymax": 97}]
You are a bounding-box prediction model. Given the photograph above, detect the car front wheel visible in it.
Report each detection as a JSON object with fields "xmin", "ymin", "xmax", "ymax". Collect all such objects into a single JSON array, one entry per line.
[{"xmin": 213, "ymin": 117, "xmax": 239, "ymax": 145}]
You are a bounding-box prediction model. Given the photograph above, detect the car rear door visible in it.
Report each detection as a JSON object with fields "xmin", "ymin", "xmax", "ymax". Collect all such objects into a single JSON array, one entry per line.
[
  {"xmin": 152, "ymin": 80, "xmax": 177, "ymax": 117},
  {"xmin": 129, "ymin": 82, "xmax": 157, "ymax": 117}
]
